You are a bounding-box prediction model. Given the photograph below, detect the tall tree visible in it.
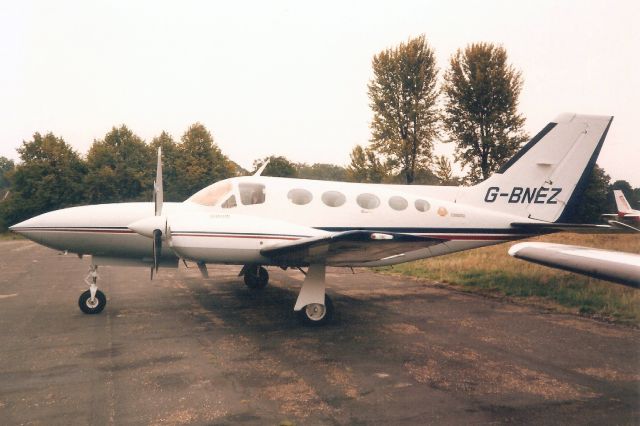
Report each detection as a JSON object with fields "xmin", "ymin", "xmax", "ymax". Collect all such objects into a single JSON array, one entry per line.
[
  {"xmin": 174, "ymin": 123, "xmax": 234, "ymax": 198},
  {"xmin": 368, "ymin": 35, "xmax": 439, "ymax": 184},
  {"xmin": 84, "ymin": 125, "xmax": 152, "ymax": 203},
  {"xmin": 252, "ymin": 155, "xmax": 297, "ymax": 178},
  {"xmin": 1, "ymin": 133, "xmax": 86, "ymax": 228},
  {"xmin": 442, "ymin": 42, "xmax": 528, "ymax": 183}
]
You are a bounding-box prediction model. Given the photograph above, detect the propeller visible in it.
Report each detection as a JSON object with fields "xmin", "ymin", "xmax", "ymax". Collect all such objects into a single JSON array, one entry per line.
[
  {"xmin": 151, "ymin": 147, "xmax": 164, "ymax": 279},
  {"xmin": 128, "ymin": 147, "xmax": 169, "ymax": 280}
]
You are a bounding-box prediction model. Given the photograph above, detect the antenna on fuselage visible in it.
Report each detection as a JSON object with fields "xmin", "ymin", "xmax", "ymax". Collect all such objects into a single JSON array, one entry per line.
[{"xmin": 253, "ymin": 159, "xmax": 270, "ymax": 176}]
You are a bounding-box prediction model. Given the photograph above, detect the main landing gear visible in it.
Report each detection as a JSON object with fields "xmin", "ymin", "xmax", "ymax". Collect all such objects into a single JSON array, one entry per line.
[
  {"xmin": 240, "ymin": 263, "xmax": 334, "ymax": 326},
  {"xmin": 78, "ymin": 264, "xmax": 106, "ymax": 314},
  {"xmin": 241, "ymin": 264, "xmax": 269, "ymax": 289},
  {"xmin": 293, "ymin": 263, "xmax": 333, "ymax": 326}
]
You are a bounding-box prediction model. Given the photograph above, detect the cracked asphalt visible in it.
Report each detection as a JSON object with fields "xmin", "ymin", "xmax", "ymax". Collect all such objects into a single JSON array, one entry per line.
[{"xmin": 0, "ymin": 240, "xmax": 638, "ymax": 425}]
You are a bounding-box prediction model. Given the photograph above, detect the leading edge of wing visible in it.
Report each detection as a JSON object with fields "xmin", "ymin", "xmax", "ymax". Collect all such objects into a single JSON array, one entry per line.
[
  {"xmin": 509, "ymin": 242, "xmax": 640, "ymax": 288},
  {"xmin": 260, "ymin": 230, "xmax": 445, "ymax": 266}
]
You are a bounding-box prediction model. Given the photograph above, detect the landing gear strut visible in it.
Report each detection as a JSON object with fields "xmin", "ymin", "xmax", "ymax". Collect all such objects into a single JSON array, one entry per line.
[
  {"xmin": 294, "ymin": 263, "xmax": 333, "ymax": 326},
  {"xmin": 242, "ymin": 264, "xmax": 269, "ymax": 289},
  {"xmin": 79, "ymin": 264, "xmax": 107, "ymax": 314}
]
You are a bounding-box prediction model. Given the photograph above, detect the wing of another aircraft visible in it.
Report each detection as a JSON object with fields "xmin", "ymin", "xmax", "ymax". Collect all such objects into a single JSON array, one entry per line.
[
  {"xmin": 261, "ymin": 230, "xmax": 444, "ymax": 266},
  {"xmin": 509, "ymin": 242, "xmax": 640, "ymax": 288}
]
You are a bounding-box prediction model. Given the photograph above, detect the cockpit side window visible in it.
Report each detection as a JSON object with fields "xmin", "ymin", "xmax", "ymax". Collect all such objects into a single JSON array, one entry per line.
[
  {"xmin": 221, "ymin": 195, "xmax": 237, "ymax": 209},
  {"xmin": 187, "ymin": 181, "xmax": 232, "ymax": 206},
  {"xmin": 239, "ymin": 183, "xmax": 266, "ymax": 205}
]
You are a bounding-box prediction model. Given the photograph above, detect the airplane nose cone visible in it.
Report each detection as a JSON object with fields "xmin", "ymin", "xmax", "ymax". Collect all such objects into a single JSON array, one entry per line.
[{"xmin": 9, "ymin": 216, "xmax": 43, "ymax": 235}]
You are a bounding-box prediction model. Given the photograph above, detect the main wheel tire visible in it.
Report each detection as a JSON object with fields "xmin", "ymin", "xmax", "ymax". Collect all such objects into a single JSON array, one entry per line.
[
  {"xmin": 297, "ymin": 295, "xmax": 334, "ymax": 327},
  {"xmin": 78, "ymin": 289, "xmax": 107, "ymax": 314},
  {"xmin": 244, "ymin": 265, "xmax": 269, "ymax": 289}
]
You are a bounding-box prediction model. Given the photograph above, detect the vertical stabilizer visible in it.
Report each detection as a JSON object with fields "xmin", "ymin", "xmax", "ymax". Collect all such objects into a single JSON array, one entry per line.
[
  {"xmin": 613, "ymin": 190, "xmax": 633, "ymax": 214},
  {"xmin": 460, "ymin": 114, "xmax": 613, "ymax": 223}
]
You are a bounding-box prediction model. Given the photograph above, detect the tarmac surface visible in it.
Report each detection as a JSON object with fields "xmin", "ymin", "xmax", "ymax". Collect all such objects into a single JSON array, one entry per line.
[{"xmin": 0, "ymin": 239, "xmax": 638, "ymax": 425}]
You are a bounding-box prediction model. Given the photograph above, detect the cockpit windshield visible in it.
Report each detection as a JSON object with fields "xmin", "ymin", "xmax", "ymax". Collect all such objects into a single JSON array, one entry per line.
[{"xmin": 187, "ymin": 181, "xmax": 232, "ymax": 206}]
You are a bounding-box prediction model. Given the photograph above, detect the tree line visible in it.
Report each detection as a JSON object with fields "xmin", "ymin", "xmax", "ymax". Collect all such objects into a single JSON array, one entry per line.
[
  {"xmin": 0, "ymin": 126, "xmax": 358, "ymax": 231},
  {"xmin": 0, "ymin": 35, "xmax": 637, "ymax": 230}
]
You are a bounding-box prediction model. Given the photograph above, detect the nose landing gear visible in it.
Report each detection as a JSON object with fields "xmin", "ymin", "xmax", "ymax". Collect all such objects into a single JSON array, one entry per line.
[{"xmin": 78, "ymin": 264, "xmax": 107, "ymax": 314}]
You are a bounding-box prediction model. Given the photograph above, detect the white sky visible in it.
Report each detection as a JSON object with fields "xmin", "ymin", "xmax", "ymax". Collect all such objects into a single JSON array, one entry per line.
[{"xmin": 1, "ymin": 0, "xmax": 638, "ymax": 185}]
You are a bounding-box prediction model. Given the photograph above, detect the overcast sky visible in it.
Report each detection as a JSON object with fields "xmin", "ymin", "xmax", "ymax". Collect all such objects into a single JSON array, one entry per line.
[{"xmin": 1, "ymin": 0, "xmax": 638, "ymax": 185}]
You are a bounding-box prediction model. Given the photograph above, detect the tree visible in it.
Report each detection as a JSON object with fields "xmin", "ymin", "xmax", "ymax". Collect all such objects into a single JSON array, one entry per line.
[
  {"xmin": 174, "ymin": 123, "xmax": 234, "ymax": 199},
  {"xmin": 0, "ymin": 156, "xmax": 14, "ymax": 190},
  {"xmin": 571, "ymin": 165, "xmax": 610, "ymax": 223},
  {"xmin": 1, "ymin": 133, "xmax": 86, "ymax": 229},
  {"xmin": 252, "ymin": 155, "xmax": 297, "ymax": 178},
  {"xmin": 84, "ymin": 125, "xmax": 153, "ymax": 203},
  {"xmin": 433, "ymin": 155, "xmax": 459, "ymax": 185},
  {"xmin": 368, "ymin": 35, "xmax": 439, "ymax": 184},
  {"xmin": 442, "ymin": 42, "xmax": 528, "ymax": 183},
  {"xmin": 296, "ymin": 163, "xmax": 349, "ymax": 182},
  {"xmin": 347, "ymin": 145, "xmax": 388, "ymax": 183}
]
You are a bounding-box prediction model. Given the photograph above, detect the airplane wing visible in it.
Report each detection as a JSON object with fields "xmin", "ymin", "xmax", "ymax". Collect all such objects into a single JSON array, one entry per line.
[
  {"xmin": 511, "ymin": 221, "xmax": 639, "ymax": 234},
  {"xmin": 508, "ymin": 242, "xmax": 640, "ymax": 288},
  {"xmin": 260, "ymin": 230, "xmax": 444, "ymax": 266}
]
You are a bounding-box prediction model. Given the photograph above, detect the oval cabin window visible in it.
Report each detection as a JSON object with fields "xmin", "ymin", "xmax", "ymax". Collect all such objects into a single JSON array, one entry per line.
[
  {"xmin": 357, "ymin": 193, "xmax": 380, "ymax": 210},
  {"xmin": 288, "ymin": 188, "xmax": 313, "ymax": 205},
  {"xmin": 415, "ymin": 199, "xmax": 430, "ymax": 212},
  {"xmin": 388, "ymin": 196, "xmax": 408, "ymax": 211},
  {"xmin": 321, "ymin": 191, "xmax": 346, "ymax": 207}
]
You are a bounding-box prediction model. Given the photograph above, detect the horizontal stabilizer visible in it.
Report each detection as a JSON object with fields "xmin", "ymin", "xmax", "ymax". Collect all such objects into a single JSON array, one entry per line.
[
  {"xmin": 607, "ymin": 220, "xmax": 640, "ymax": 233},
  {"xmin": 261, "ymin": 230, "xmax": 443, "ymax": 266}
]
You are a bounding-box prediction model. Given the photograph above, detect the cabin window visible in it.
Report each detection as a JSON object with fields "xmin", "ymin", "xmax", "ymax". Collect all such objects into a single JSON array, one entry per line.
[
  {"xmin": 321, "ymin": 191, "xmax": 346, "ymax": 207},
  {"xmin": 388, "ymin": 196, "xmax": 408, "ymax": 211},
  {"xmin": 357, "ymin": 193, "xmax": 380, "ymax": 210},
  {"xmin": 239, "ymin": 183, "xmax": 266, "ymax": 205},
  {"xmin": 221, "ymin": 195, "xmax": 237, "ymax": 209},
  {"xmin": 288, "ymin": 188, "xmax": 313, "ymax": 205},
  {"xmin": 415, "ymin": 199, "xmax": 430, "ymax": 212},
  {"xmin": 187, "ymin": 181, "xmax": 232, "ymax": 206}
]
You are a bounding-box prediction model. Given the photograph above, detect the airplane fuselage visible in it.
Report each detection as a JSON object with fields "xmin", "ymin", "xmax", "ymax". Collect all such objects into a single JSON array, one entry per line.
[{"xmin": 11, "ymin": 176, "xmax": 536, "ymax": 268}]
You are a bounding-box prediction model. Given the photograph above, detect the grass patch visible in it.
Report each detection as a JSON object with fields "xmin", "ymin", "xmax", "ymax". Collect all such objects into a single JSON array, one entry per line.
[
  {"xmin": 0, "ymin": 232, "xmax": 23, "ymax": 241},
  {"xmin": 382, "ymin": 233, "xmax": 640, "ymax": 325}
]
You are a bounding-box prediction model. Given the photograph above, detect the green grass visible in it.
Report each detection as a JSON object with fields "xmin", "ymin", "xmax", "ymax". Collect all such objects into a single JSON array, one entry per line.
[{"xmin": 381, "ymin": 233, "xmax": 640, "ymax": 325}]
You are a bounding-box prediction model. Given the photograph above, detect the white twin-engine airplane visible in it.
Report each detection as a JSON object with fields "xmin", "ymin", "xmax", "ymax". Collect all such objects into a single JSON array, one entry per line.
[{"xmin": 10, "ymin": 113, "xmax": 630, "ymax": 325}]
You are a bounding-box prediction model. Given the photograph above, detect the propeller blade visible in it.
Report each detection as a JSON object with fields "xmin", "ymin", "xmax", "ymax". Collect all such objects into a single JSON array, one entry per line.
[
  {"xmin": 154, "ymin": 147, "xmax": 163, "ymax": 216},
  {"xmin": 152, "ymin": 228, "xmax": 162, "ymax": 279}
]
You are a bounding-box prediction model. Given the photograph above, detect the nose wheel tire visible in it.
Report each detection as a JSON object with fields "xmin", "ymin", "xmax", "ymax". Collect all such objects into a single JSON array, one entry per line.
[
  {"xmin": 244, "ymin": 265, "xmax": 269, "ymax": 289},
  {"xmin": 297, "ymin": 295, "xmax": 333, "ymax": 326},
  {"xmin": 78, "ymin": 290, "xmax": 107, "ymax": 314}
]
